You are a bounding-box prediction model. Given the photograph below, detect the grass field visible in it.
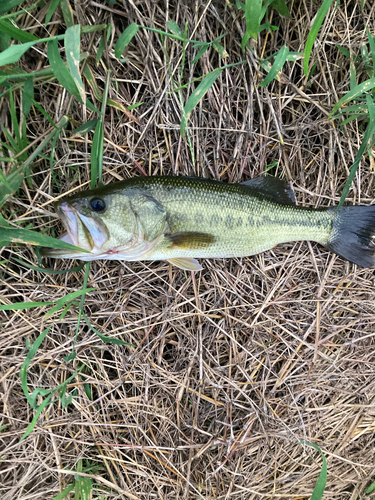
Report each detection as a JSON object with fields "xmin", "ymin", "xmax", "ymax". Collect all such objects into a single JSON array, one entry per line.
[{"xmin": 1, "ymin": 0, "xmax": 375, "ymax": 498}]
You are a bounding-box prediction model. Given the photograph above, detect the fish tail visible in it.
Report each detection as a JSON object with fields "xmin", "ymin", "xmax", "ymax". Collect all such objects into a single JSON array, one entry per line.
[{"xmin": 324, "ymin": 205, "xmax": 375, "ymax": 268}]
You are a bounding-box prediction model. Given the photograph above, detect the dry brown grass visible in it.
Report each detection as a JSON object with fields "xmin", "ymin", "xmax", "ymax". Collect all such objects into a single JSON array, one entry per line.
[{"xmin": 1, "ymin": 0, "xmax": 375, "ymax": 498}]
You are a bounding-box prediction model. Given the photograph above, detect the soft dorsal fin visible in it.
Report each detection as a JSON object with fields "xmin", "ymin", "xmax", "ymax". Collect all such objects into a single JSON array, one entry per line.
[
  {"xmin": 167, "ymin": 257, "xmax": 203, "ymax": 271},
  {"xmin": 165, "ymin": 231, "xmax": 215, "ymax": 250},
  {"xmin": 241, "ymin": 176, "xmax": 296, "ymax": 206}
]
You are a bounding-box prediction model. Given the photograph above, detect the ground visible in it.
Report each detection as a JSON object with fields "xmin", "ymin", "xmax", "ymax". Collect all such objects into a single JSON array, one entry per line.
[{"xmin": 1, "ymin": 0, "xmax": 375, "ymax": 499}]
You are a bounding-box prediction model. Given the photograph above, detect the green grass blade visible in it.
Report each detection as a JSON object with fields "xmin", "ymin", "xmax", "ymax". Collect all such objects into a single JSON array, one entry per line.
[
  {"xmin": 46, "ymin": 0, "xmax": 62, "ymax": 25},
  {"xmin": 181, "ymin": 68, "xmax": 222, "ymax": 136},
  {"xmin": 166, "ymin": 20, "xmax": 183, "ymax": 37},
  {"xmin": 0, "ymin": 39, "xmax": 38, "ymax": 65},
  {"xmin": 20, "ymin": 394, "xmax": 53, "ymax": 441},
  {"xmin": 22, "ymin": 76, "xmax": 34, "ymax": 118},
  {"xmin": 51, "ymin": 484, "xmax": 75, "ymax": 500},
  {"xmin": 73, "ymin": 119, "xmax": 98, "ymax": 135},
  {"xmin": 330, "ymin": 76, "xmax": 375, "ymax": 117},
  {"xmin": 242, "ymin": 0, "xmax": 262, "ymax": 50},
  {"xmin": 192, "ymin": 44, "xmax": 209, "ymax": 64},
  {"xmin": 60, "ymin": 0, "xmax": 74, "ymax": 28},
  {"xmin": 0, "ymin": 0, "xmax": 25, "ymax": 14},
  {"xmin": 300, "ymin": 442, "xmax": 327, "ymax": 500},
  {"xmin": 0, "ymin": 301, "xmax": 54, "ymax": 311},
  {"xmin": 0, "ymin": 226, "xmax": 90, "ymax": 253},
  {"xmin": 260, "ymin": 45, "xmax": 289, "ymax": 86},
  {"xmin": 47, "ymin": 38, "xmax": 80, "ymax": 98},
  {"xmin": 11, "ymin": 257, "xmax": 85, "ymax": 275},
  {"xmin": 45, "ymin": 288, "xmax": 96, "ymax": 318},
  {"xmin": 304, "ymin": 0, "xmax": 335, "ymax": 77},
  {"xmin": 90, "ymin": 119, "xmax": 103, "ymax": 189},
  {"xmin": 65, "ymin": 25, "xmax": 85, "ymax": 102},
  {"xmin": 337, "ymin": 95, "xmax": 375, "ymax": 209},
  {"xmin": 115, "ymin": 23, "xmax": 139, "ymax": 59},
  {"xmin": 82, "ymin": 312, "xmax": 135, "ymax": 346},
  {"xmin": 271, "ymin": 0, "xmax": 290, "ymax": 17},
  {"xmin": 366, "ymin": 27, "xmax": 375, "ymax": 77},
  {"xmin": 0, "ymin": 18, "xmax": 38, "ymax": 43},
  {"xmin": 19, "ymin": 325, "xmax": 52, "ymax": 406},
  {"xmin": 366, "ymin": 479, "xmax": 375, "ymax": 495}
]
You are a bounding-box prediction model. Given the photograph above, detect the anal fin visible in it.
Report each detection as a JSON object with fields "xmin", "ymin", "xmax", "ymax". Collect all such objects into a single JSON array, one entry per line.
[{"xmin": 167, "ymin": 257, "xmax": 203, "ymax": 271}]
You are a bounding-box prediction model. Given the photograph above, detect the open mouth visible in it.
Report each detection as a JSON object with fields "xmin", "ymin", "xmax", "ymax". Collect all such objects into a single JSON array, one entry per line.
[
  {"xmin": 57, "ymin": 201, "xmax": 109, "ymax": 251},
  {"xmin": 41, "ymin": 201, "xmax": 109, "ymax": 259}
]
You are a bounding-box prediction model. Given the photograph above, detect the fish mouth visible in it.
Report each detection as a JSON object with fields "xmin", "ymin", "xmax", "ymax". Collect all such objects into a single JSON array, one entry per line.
[{"xmin": 42, "ymin": 201, "xmax": 109, "ymax": 259}]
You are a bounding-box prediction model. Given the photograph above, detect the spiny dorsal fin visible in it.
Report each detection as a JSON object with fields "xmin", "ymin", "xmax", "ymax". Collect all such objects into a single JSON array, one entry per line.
[
  {"xmin": 167, "ymin": 257, "xmax": 203, "ymax": 271},
  {"xmin": 165, "ymin": 231, "xmax": 215, "ymax": 250},
  {"xmin": 241, "ymin": 176, "xmax": 296, "ymax": 206}
]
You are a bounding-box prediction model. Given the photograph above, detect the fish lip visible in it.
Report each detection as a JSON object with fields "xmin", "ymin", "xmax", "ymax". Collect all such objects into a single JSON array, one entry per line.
[
  {"xmin": 56, "ymin": 201, "xmax": 109, "ymax": 252},
  {"xmin": 57, "ymin": 201, "xmax": 80, "ymax": 247}
]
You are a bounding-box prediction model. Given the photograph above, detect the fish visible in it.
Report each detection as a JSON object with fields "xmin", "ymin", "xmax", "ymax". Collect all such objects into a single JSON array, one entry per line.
[{"xmin": 41, "ymin": 175, "xmax": 375, "ymax": 270}]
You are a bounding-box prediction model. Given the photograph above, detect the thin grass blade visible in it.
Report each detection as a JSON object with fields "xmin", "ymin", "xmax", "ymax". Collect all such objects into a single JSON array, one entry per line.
[
  {"xmin": 366, "ymin": 27, "xmax": 375, "ymax": 76},
  {"xmin": 0, "ymin": 226, "xmax": 90, "ymax": 253},
  {"xmin": 46, "ymin": 0, "xmax": 62, "ymax": 25},
  {"xmin": 181, "ymin": 68, "xmax": 222, "ymax": 136},
  {"xmin": 337, "ymin": 95, "xmax": 375, "ymax": 208},
  {"xmin": 299, "ymin": 441, "xmax": 327, "ymax": 500},
  {"xmin": 330, "ymin": 77, "xmax": 375, "ymax": 116},
  {"xmin": 22, "ymin": 76, "xmax": 34, "ymax": 118},
  {"xmin": 304, "ymin": 0, "xmax": 335, "ymax": 77}
]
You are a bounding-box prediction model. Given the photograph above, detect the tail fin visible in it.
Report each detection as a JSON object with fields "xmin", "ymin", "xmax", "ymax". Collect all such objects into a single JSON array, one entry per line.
[{"xmin": 325, "ymin": 205, "xmax": 375, "ymax": 268}]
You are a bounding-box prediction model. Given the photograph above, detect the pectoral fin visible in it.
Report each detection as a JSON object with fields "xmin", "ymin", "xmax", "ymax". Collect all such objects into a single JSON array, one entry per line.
[
  {"xmin": 165, "ymin": 231, "xmax": 215, "ymax": 250},
  {"xmin": 167, "ymin": 257, "xmax": 203, "ymax": 271}
]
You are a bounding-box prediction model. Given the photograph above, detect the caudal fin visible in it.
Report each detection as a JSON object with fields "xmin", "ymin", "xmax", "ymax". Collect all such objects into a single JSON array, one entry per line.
[{"xmin": 325, "ymin": 205, "xmax": 375, "ymax": 268}]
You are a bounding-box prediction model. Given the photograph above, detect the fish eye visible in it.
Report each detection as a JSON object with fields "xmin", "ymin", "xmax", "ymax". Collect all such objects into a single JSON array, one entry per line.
[{"xmin": 89, "ymin": 198, "xmax": 106, "ymax": 213}]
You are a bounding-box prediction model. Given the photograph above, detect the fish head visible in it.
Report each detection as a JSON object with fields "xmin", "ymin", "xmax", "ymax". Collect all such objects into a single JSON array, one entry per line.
[{"xmin": 43, "ymin": 188, "xmax": 140, "ymax": 260}]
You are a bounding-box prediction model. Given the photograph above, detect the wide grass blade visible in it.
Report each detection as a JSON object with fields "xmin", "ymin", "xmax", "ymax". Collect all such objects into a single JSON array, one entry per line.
[
  {"xmin": 260, "ymin": 45, "xmax": 289, "ymax": 86},
  {"xmin": 65, "ymin": 25, "xmax": 85, "ymax": 102},
  {"xmin": 0, "ymin": 39, "xmax": 37, "ymax": 66},
  {"xmin": 0, "ymin": 18, "xmax": 38, "ymax": 43},
  {"xmin": 115, "ymin": 23, "xmax": 139, "ymax": 59},
  {"xmin": 242, "ymin": 0, "xmax": 262, "ymax": 51},
  {"xmin": 47, "ymin": 38, "xmax": 80, "ymax": 98},
  {"xmin": 304, "ymin": 0, "xmax": 335, "ymax": 77},
  {"xmin": 0, "ymin": 0, "xmax": 25, "ymax": 14}
]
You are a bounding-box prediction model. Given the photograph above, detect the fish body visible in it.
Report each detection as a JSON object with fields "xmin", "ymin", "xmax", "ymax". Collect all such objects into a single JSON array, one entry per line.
[{"xmin": 42, "ymin": 175, "xmax": 375, "ymax": 270}]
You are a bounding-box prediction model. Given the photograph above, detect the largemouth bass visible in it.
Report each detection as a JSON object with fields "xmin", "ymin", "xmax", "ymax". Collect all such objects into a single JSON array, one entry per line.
[{"xmin": 42, "ymin": 175, "xmax": 375, "ymax": 270}]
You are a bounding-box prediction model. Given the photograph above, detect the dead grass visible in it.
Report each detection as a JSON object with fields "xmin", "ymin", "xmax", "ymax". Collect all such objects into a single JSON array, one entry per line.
[{"xmin": 1, "ymin": 0, "xmax": 375, "ymax": 498}]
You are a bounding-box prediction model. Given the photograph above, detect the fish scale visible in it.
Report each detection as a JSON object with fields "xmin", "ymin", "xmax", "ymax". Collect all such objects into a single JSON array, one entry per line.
[{"xmin": 41, "ymin": 175, "xmax": 375, "ymax": 270}]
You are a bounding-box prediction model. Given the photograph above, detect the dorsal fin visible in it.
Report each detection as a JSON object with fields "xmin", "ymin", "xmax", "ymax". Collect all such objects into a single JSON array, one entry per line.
[{"xmin": 241, "ymin": 176, "xmax": 296, "ymax": 206}]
